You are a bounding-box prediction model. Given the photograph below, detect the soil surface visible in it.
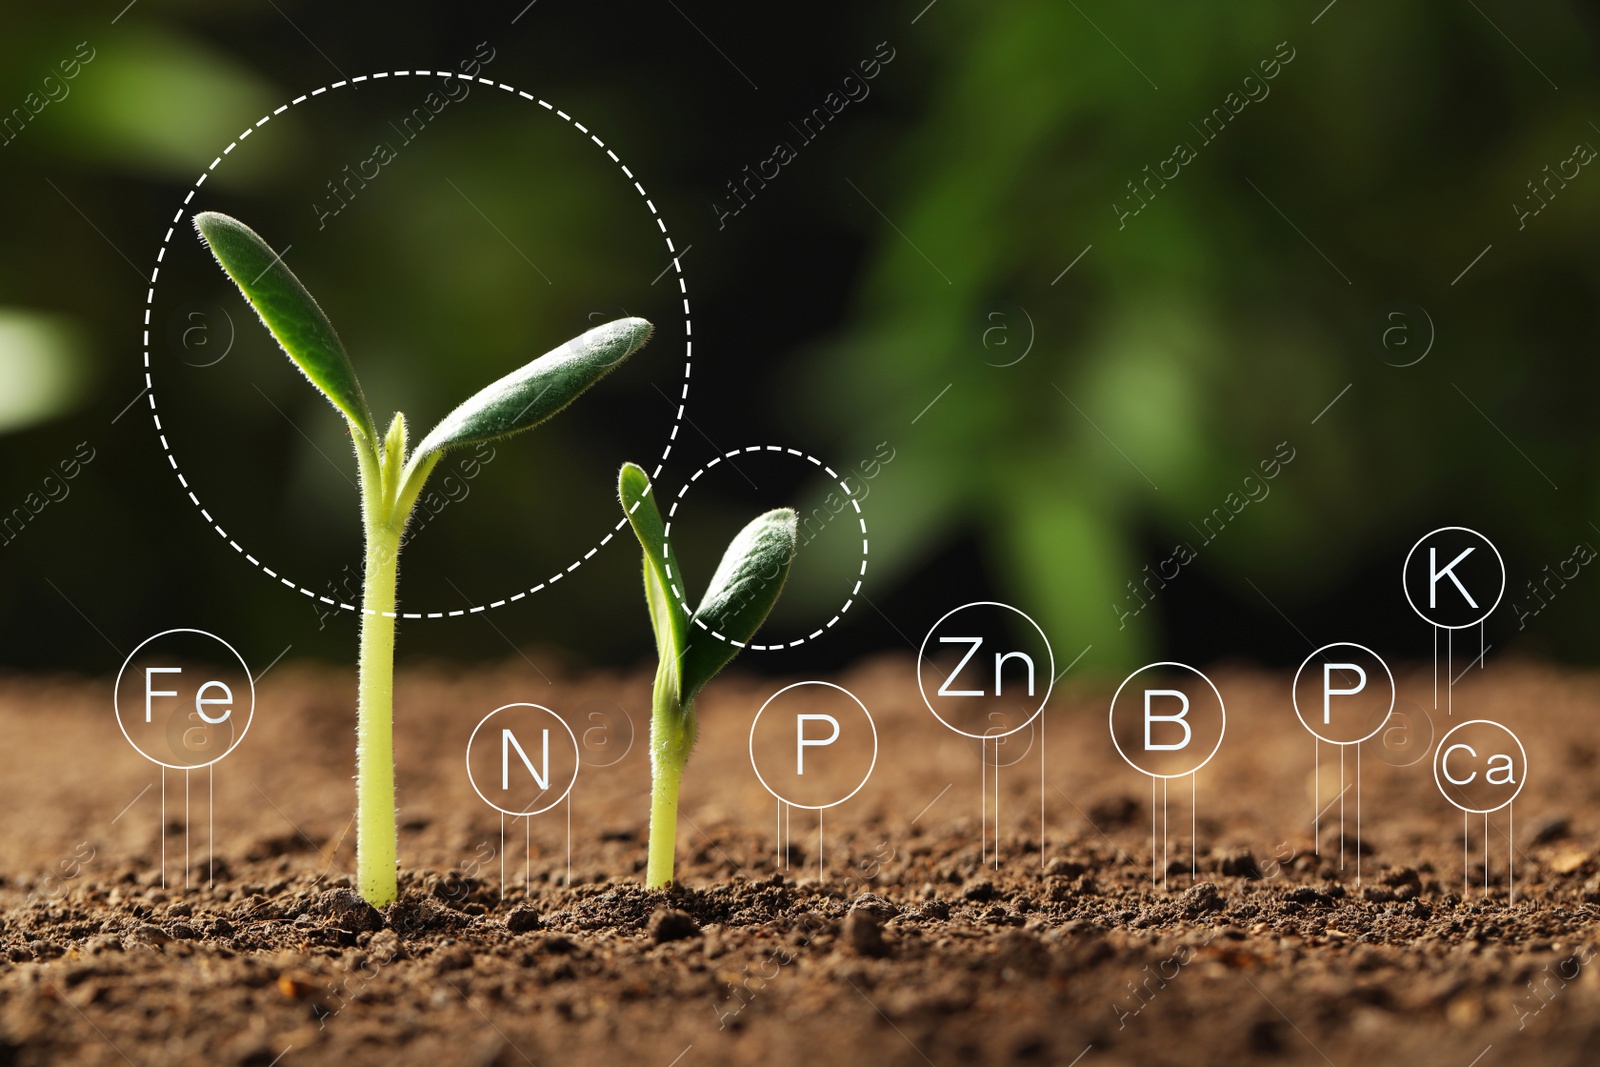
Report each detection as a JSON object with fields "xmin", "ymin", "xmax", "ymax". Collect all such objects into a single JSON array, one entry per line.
[{"xmin": 0, "ymin": 655, "xmax": 1596, "ymax": 1067}]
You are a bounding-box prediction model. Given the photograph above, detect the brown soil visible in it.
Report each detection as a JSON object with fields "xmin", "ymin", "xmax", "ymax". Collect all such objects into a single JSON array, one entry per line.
[{"xmin": 0, "ymin": 655, "xmax": 1596, "ymax": 1067}]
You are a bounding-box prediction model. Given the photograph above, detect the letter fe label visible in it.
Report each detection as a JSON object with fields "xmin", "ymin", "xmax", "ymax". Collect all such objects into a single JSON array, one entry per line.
[{"xmin": 114, "ymin": 629, "xmax": 254, "ymax": 769}]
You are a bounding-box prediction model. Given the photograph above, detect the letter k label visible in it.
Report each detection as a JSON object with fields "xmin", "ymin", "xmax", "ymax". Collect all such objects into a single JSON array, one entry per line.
[{"xmin": 1430, "ymin": 546, "xmax": 1477, "ymax": 609}]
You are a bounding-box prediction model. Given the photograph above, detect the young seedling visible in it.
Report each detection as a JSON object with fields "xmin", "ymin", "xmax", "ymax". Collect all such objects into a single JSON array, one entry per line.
[
  {"xmin": 617, "ymin": 462, "xmax": 797, "ymax": 887},
  {"xmin": 194, "ymin": 211, "xmax": 652, "ymax": 906}
]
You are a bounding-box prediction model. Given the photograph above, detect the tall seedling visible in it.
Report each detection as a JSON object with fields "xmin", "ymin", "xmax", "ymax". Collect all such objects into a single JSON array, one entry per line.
[
  {"xmin": 195, "ymin": 211, "xmax": 652, "ymax": 906},
  {"xmin": 617, "ymin": 462, "xmax": 797, "ymax": 886}
]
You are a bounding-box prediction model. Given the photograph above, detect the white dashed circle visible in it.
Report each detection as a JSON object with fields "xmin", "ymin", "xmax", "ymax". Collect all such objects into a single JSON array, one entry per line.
[
  {"xmin": 657, "ymin": 446, "xmax": 868, "ymax": 650},
  {"xmin": 141, "ymin": 73, "xmax": 691, "ymax": 619}
]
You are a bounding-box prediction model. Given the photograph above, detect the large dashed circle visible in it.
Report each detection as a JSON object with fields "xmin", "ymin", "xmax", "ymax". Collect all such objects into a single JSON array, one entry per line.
[
  {"xmin": 140, "ymin": 72, "xmax": 690, "ymax": 620},
  {"xmin": 660, "ymin": 446, "xmax": 868, "ymax": 650}
]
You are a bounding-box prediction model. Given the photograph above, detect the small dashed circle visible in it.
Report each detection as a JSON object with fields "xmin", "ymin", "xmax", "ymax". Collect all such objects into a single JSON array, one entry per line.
[
  {"xmin": 142, "ymin": 73, "xmax": 691, "ymax": 619},
  {"xmin": 658, "ymin": 446, "xmax": 869, "ymax": 650}
]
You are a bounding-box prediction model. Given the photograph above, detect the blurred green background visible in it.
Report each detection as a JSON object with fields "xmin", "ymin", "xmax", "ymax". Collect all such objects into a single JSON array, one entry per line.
[{"xmin": 2, "ymin": 1, "xmax": 1597, "ymax": 679}]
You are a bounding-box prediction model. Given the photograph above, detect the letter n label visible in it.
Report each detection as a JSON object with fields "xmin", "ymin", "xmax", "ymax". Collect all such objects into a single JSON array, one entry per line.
[{"xmin": 503, "ymin": 728, "xmax": 549, "ymax": 790}]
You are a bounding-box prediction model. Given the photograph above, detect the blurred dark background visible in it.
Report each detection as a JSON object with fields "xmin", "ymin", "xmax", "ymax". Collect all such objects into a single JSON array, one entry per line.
[{"xmin": 2, "ymin": 0, "xmax": 1598, "ymax": 682}]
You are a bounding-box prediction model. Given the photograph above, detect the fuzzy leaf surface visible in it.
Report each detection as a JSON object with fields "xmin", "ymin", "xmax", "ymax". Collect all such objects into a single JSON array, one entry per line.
[
  {"xmin": 619, "ymin": 462, "xmax": 686, "ymax": 668},
  {"xmin": 194, "ymin": 211, "xmax": 374, "ymax": 440},
  {"xmin": 413, "ymin": 318, "xmax": 652, "ymax": 460},
  {"xmin": 680, "ymin": 508, "xmax": 798, "ymax": 701}
]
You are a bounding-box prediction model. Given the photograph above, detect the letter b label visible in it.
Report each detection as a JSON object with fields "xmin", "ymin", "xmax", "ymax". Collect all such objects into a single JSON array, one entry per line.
[
  {"xmin": 1109, "ymin": 663, "xmax": 1225, "ymax": 779},
  {"xmin": 1143, "ymin": 690, "xmax": 1191, "ymax": 750}
]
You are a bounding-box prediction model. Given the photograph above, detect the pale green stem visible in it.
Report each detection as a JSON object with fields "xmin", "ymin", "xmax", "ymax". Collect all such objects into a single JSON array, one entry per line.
[
  {"xmin": 356, "ymin": 518, "xmax": 402, "ymax": 906},
  {"xmin": 646, "ymin": 664, "xmax": 695, "ymax": 888},
  {"xmin": 351, "ymin": 428, "xmax": 436, "ymax": 908}
]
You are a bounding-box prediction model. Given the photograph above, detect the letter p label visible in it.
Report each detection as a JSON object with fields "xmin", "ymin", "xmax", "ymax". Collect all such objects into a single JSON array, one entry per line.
[
  {"xmin": 796, "ymin": 714, "xmax": 840, "ymax": 774},
  {"xmin": 1292, "ymin": 643, "xmax": 1394, "ymax": 746},
  {"xmin": 1322, "ymin": 663, "xmax": 1366, "ymax": 725}
]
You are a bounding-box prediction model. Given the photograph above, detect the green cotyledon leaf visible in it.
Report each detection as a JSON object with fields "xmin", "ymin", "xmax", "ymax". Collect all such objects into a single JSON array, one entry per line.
[
  {"xmin": 619, "ymin": 461, "xmax": 687, "ymax": 672},
  {"xmin": 680, "ymin": 508, "xmax": 798, "ymax": 702},
  {"xmin": 411, "ymin": 317, "xmax": 652, "ymax": 462},
  {"xmin": 193, "ymin": 211, "xmax": 375, "ymax": 441}
]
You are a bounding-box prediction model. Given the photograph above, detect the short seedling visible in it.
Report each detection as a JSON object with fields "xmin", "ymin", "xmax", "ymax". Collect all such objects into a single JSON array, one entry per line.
[
  {"xmin": 194, "ymin": 211, "xmax": 652, "ymax": 907},
  {"xmin": 617, "ymin": 462, "xmax": 797, "ymax": 886}
]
